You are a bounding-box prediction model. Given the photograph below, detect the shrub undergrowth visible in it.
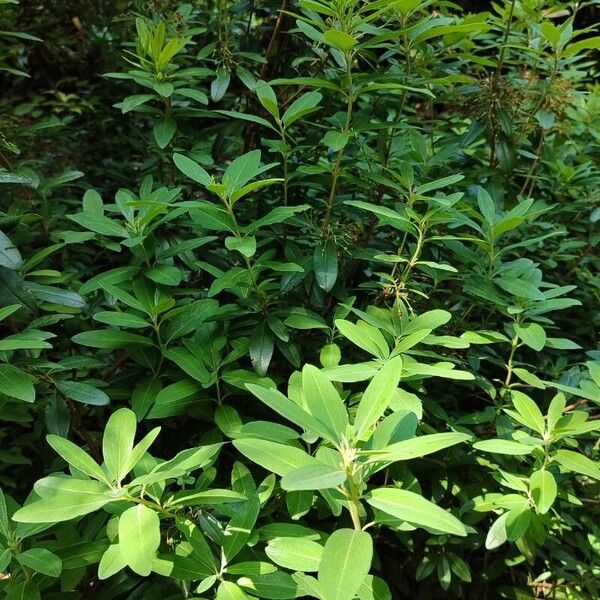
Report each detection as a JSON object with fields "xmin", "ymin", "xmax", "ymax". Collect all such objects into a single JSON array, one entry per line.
[{"xmin": 0, "ymin": 1, "xmax": 599, "ymax": 598}]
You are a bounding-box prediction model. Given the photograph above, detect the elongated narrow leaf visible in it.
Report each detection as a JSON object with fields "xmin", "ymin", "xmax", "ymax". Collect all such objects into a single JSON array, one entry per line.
[
  {"xmin": 302, "ymin": 364, "xmax": 348, "ymax": 444},
  {"xmin": 367, "ymin": 488, "xmax": 467, "ymax": 536},
  {"xmin": 245, "ymin": 383, "xmax": 331, "ymax": 440},
  {"xmin": 281, "ymin": 464, "xmax": 346, "ymax": 491},
  {"xmin": 173, "ymin": 153, "xmax": 212, "ymax": 186},
  {"xmin": 554, "ymin": 449, "xmax": 600, "ymax": 480},
  {"xmin": 46, "ymin": 434, "xmax": 110, "ymax": 483},
  {"xmin": 473, "ymin": 439, "xmax": 534, "ymax": 456},
  {"xmin": 369, "ymin": 432, "xmax": 470, "ymax": 463},
  {"xmin": 17, "ymin": 548, "xmax": 62, "ymax": 577},
  {"xmin": 12, "ymin": 489, "xmax": 117, "ymax": 523},
  {"xmin": 355, "ymin": 356, "xmax": 402, "ymax": 439},
  {"xmin": 233, "ymin": 439, "xmax": 316, "ymax": 476}
]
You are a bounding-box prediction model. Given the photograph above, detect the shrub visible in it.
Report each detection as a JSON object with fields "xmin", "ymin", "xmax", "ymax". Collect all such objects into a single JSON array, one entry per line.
[{"xmin": 0, "ymin": 1, "xmax": 599, "ymax": 599}]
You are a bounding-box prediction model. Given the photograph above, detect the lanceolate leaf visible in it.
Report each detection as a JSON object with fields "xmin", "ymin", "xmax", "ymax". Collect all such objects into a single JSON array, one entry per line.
[
  {"xmin": 233, "ymin": 439, "xmax": 316, "ymax": 476},
  {"xmin": 0, "ymin": 364, "xmax": 35, "ymax": 402},
  {"xmin": 302, "ymin": 364, "xmax": 348, "ymax": 444},
  {"xmin": 368, "ymin": 432, "xmax": 471, "ymax": 463},
  {"xmin": 354, "ymin": 356, "xmax": 403, "ymax": 439},
  {"xmin": 46, "ymin": 435, "xmax": 110, "ymax": 483},
  {"xmin": 367, "ymin": 488, "xmax": 467, "ymax": 536}
]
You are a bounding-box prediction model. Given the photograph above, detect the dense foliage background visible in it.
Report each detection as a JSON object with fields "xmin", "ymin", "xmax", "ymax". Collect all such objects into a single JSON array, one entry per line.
[{"xmin": 1, "ymin": 1, "xmax": 599, "ymax": 598}]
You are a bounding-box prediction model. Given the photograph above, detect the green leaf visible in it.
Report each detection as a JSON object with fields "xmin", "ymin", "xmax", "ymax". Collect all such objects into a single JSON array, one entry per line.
[
  {"xmin": 12, "ymin": 488, "xmax": 116, "ymax": 523},
  {"xmin": 403, "ymin": 310, "xmax": 451, "ymax": 335},
  {"xmin": 318, "ymin": 529, "xmax": 373, "ymax": 600},
  {"xmin": 0, "ymin": 303, "xmax": 21, "ymax": 321},
  {"xmin": 0, "ymin": 364, "xmax": 35, "ymax": 402},
  {"xmin": 0, "ymin": 231, "xmax": 22, "ymax": 269},
  {"xmin": 509, "ymin": 390, "xmax": 545, "ymax": 436},
  {"xmin": 367, "ymin": 488, "xmax": 467, "ymax": 536},
  {"xmin": 530, "ymin": 469, "xmax": 556, "ymax": 514},
  {"xmin": 323, "ymin": 30, "xmax": 357, "ymax": 52},
  {"xmin": 72, "ymin": 330, "xmax": 154, "ymax": 349},
  {"xmin": 98, "ymin": 544, "xmax": 127, "ymax": 580},
  {"xmin": 216, "ymin": 581, "xmax": 250, "ymax": 600},
  {"xmin": 92, "ymin": 311, "xmax": 149, "ymax": 328},
  {"xmin": 554, "ymin": 449, "xmax": 600, "ymax": 480},
  {"xmin": 68, "ymin": 213, "xmax": 129, "ymax": 238},
  {"xmin": 281, "ymin": 464, "xmax": 346, "ymax": 491},
  {"xmin": 514, "ymin": 323, "xmax": 546, "ymax": 351},
  {"xmin": 250, "ymin": 321, "xmax": 274, "ymax": 377},
  {"xmin": 335, "ymin": 319, "xmax": 389, "ymax": 359},
  {"xmin": 103, "ymin": 408, "xmax": 137, "ymax": 483},
  {"xmin": 211, "ymin": 70, "xmax": 231, "ymax": 102},
  {"xmin": 255, "ymin": 80, "xmax": 279, "ymax": 120},
  {"xmin": 282, "ymin": 91, "xmax": 322, "ymax": 128},
  {"xmin": 46, "ymin": 434, "xmax": 110, "ymax": 483},
  {"xmin": 225, "ymin": 235, "xmax": 257, "ymax": 258},
  {"xmin": 173, "ymin": 153, "xmax": 212, "ymax": 186},
  {"xmin": 223, "ymin": 497, "xmax": 260, "ymax": 561},
  {"xmin": 369, "ymin": 432, "xmax": 471, "ymax": 463},
  {"xmin": 119, "ymin": 504, "xmax": 160, "ymax": 576},
  {"xmin": 245, "ymin": 383, "xmax": 331, "ymax": 440},
  {"xmin": 473, "ymin": 439, "xmax": 534, "ymax": 455},
  {"xmin": 164, "ymin": 347, "xmax": 211, "ymax": 385},
  {"xmin": 16, "ymin": 548, "xmax": 62, "ymax": 577},
  {"xmin": 153, "ymin": 119, "xmax": 176, "ymax": 149},
  {"xmin": 355, "ymin": 356, "xmax": 403, "ymax": 439},
  {"xmin": 302, "ymin": 364, "xmax": 348, "ymax": 444},
  {"xmin": 565, "ymin": 35, "xmax": 600, "ymax": 57},
  {"xmin": 266, "ymin": 537, "xmax": 323, "ymax": 572},
  {"xmin": 120, "ymin": 94, "xmax": 154, "ymax": 113},
  {"xmin": 313, "ymin": 239, "xmax": 338, "ymax": 292},
  {"xmin": 485, "ymin": 513, "xmax": 508, "ymax": 549},
  {"xmin": 223, "ymin": 150, "xmax": 262, "ymax": 191},
  {"xmin": 233, "ymin": 439, "xmax": 316, "ymax": 476},
  {"xmin": 56, "ymin": 380, "xmax": 109, "ymax": 406}
]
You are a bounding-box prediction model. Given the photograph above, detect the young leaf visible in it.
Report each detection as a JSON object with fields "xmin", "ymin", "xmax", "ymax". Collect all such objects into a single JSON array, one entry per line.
[
  {"xmin": 510, "ymin": 391, "xmax": 545, "ymax": 436},
  {"xmin": 354, "ymin": 356, "xmax": 403, "ymax": 439},
  {"xmin": 46, "ymin": 434, "xmax": 110, "ymax": 483},
  {"xmin": 103, "ymin": 408, "xmax": 137, "ymax": 483},
  {"xmin": 302, "ymin": 364, "xmax": 348, "ymax": 444}
]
